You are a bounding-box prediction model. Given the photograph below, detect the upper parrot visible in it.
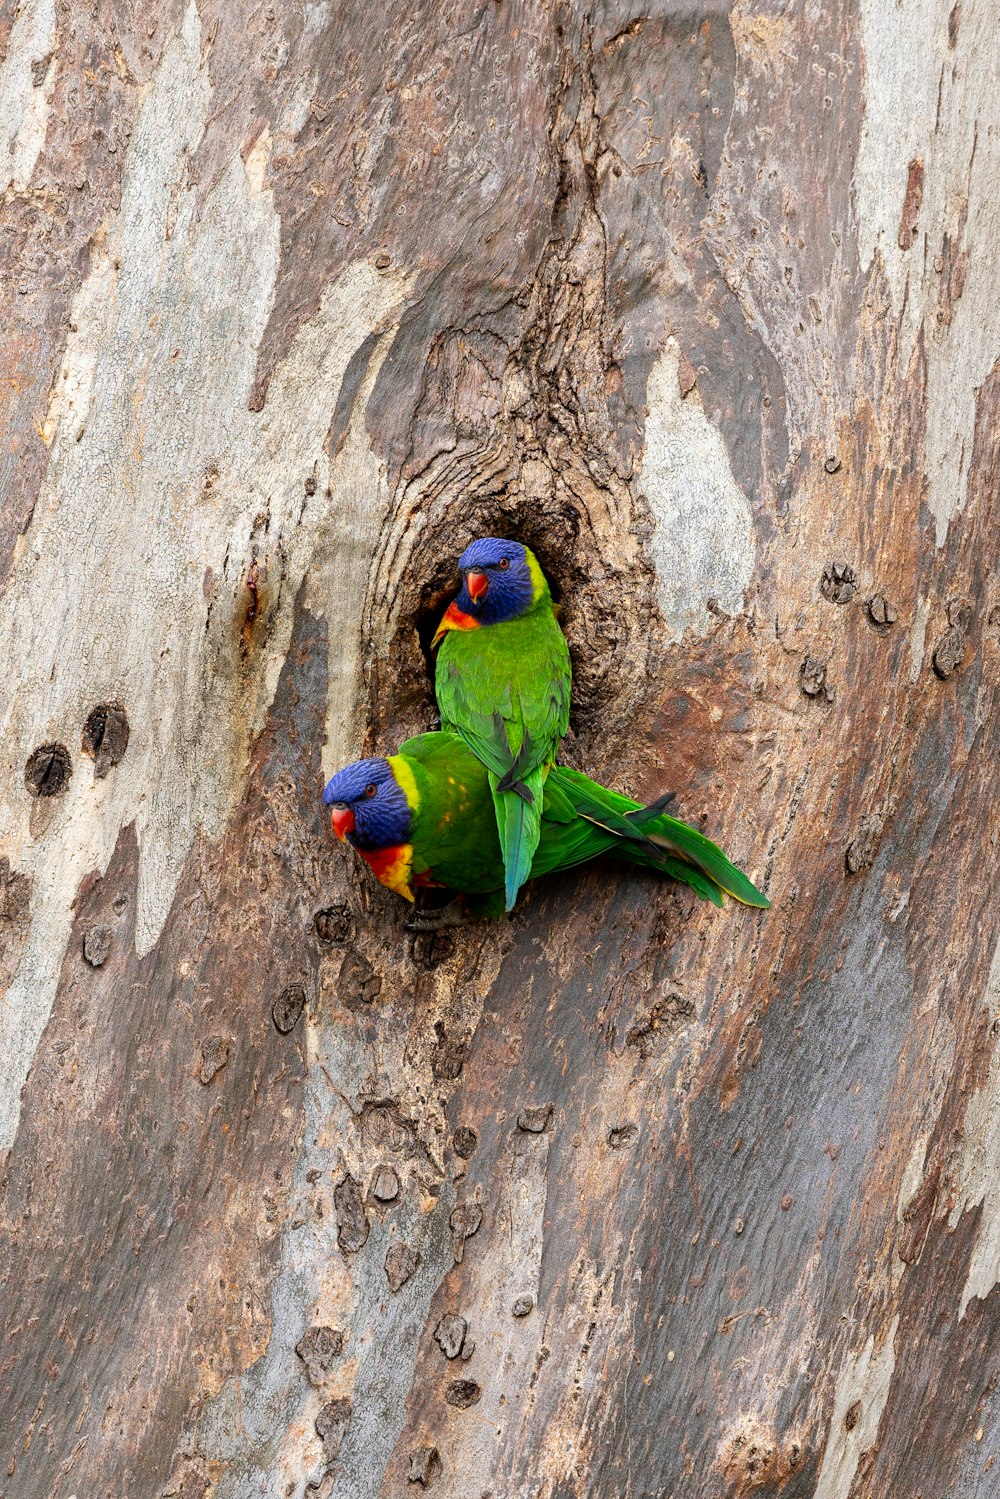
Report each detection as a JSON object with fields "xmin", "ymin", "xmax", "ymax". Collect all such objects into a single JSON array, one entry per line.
[
  {"xmin": 431, "ymin": 537, "xmax": 570, "ymax": 912},
  {"xmin": 322, "ymin": 731, "xmax": 770, "ymax": 920}
]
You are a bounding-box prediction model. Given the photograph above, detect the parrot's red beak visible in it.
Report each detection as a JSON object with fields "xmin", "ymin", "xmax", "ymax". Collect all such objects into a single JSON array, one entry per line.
[
  {"xmin": 465, "ymin": 568, "xmax": 488, "ymax": 602},
  {"xmin": 330, "ymin": 806, "xmax": 355, "ymax": 842}
]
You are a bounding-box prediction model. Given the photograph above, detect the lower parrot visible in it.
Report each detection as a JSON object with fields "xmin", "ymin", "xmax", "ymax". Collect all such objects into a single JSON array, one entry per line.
[{"xmin": 322, "ymin": 732, "xmax": 769, "ymax": 919}]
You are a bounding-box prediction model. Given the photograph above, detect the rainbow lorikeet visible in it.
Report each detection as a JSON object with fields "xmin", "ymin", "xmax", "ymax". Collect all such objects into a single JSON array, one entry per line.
[
  {"xmin": 431, "ymin": 538, "xmax": 571, "ymax": 912},
  {"xmin": 322, "ymin": 732, "xmax": 770, "ymax": 920}
]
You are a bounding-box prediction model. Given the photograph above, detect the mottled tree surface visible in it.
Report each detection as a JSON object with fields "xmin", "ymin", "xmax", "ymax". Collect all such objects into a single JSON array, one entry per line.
[{"xmin": 1, "ymin": 2, "xmax": 999, "ymax": 1496}]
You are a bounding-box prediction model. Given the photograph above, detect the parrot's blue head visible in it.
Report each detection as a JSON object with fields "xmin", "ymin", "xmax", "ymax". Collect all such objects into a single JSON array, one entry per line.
[
  {"xmin": 450, "ymin": 537, "xmax": 547, "ymax": 625},
  {"xmin": 323, "ymin": 757, "xmax": 412, "ymax": 851}
]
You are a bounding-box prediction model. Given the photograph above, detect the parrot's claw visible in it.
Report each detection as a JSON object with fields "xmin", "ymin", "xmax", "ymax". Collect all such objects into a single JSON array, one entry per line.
[{"xmin": 405, "ymin": 901, "xmax": 472, "ymax": 931}]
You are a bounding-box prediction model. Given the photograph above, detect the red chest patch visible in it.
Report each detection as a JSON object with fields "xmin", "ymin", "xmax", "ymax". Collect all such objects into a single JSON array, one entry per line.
[
  {"xmin": 432, "ymin": 600, "xmax": 479, "ymax": 647},
  {"xmin": 357, "ymin": 843, "xmax": 414, "ymax": 901}
]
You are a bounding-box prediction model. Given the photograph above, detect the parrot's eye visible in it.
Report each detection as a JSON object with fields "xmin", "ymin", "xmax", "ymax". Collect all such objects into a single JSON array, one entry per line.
[
  {"xmin": 497, "ymin": 557, "xmax": 510, "ymax": 570},
  {"xmin": 364, "ymin": 783, "xmax": 377, "ymax": 798}
]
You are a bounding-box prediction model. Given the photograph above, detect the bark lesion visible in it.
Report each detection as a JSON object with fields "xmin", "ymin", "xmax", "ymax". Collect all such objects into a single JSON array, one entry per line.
[
  {"xmin": 361, "ymin": 21, "xmax": 665, "ymax": 763},
  {"xmin": 0, "ymin": 858, "xmax": 31, "ymax": 996}
]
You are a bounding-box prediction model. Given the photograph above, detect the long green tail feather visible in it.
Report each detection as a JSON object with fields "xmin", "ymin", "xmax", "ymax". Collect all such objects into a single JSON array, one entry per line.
[
  {"xmin": 494, "ymin": 764, "xmax": 545, "ymax": 911},
  {"xmin": 641, "ymin": 851, "xmax": 724, "ymax": 906},
  {"xmin": 642, "ymin": 818, "xmax": 770, "ymax": 907},
  {"xmin": 558, "ymin": 777, "xmax": 669, "ymax": 853},
  {"xmin": 535, "ymin": 801, "xmax": 724, "ymax": 906},
  {"xmin": 546, "ymin": 766, "xmax": 769, "ymax": 909}
]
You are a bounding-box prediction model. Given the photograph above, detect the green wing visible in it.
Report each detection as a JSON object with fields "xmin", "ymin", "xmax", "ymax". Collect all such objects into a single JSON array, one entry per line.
[
  {"xmin": 435, "ymin": 606, "xmax": 571, "ymax": 910},
  {"xmin": 398, "ymin": 734, "xmax": 502, "ymax": 893},
  {"xmin": 625, "ymin": 806, "xmax": 770, "ymax": 907}
]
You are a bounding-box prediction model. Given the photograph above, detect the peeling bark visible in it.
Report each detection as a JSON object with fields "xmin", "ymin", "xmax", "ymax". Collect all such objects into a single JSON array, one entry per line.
[{"xmin": 2, "ymin": 3, "xmax": 999, "ymax": 1498}]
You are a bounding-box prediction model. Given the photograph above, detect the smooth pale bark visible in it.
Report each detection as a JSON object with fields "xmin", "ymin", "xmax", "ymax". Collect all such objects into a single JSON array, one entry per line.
[{"xmin": 1, "ymin": 3, "xmax": 999, "ymax": 1497}]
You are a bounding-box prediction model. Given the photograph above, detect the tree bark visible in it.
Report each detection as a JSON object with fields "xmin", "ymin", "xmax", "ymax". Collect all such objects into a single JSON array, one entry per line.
[{"xmin": 2, "ymin": 2, "xmax": 999, "ymax": 1497}]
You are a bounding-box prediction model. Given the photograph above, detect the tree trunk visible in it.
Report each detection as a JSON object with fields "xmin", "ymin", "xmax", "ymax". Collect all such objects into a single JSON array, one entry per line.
[{"xmin": 2, "ymin": 2, "xmax": 998, "ymax": 1496}]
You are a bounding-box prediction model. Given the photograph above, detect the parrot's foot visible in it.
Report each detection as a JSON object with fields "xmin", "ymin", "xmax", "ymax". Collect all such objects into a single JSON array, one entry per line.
[{"xmin": 405, "ymin": 900, "xmax": 473, "ymax": 931}]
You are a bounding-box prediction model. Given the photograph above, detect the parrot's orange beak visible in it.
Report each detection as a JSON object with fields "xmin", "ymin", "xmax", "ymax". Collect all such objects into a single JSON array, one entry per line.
[
  {"xmin": 330, "ymin": 806, "xmax": 355, "ymax": 842},
  {"xmin": 465, "ymin": 568, "xmax": 488, "ymax": 602}
]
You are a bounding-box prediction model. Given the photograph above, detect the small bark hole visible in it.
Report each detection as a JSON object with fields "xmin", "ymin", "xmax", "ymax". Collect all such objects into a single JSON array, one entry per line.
[
  {"xmin": 25, "ymin": 743, "xmax": 72, "ymax": 798},
  {"xmin": 272, "ymin": 984, "xmax": 306, "ymax": 1033},
  {"xmin": 81, "ymin": 703, "xmax": 130, "ymax": 777}
]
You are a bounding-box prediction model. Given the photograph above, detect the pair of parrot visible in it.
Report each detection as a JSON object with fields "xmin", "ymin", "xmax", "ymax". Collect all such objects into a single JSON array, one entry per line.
[{"xmin": 323, "ymin": 538, "xmax": 769, "ymax": 921}]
